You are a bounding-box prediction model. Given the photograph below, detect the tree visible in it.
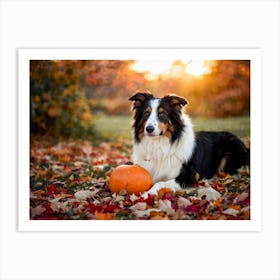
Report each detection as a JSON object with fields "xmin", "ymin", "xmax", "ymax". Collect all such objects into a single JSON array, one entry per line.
[{"xmin": 30, "ymin": 60, "xmax": 96, "ymax": 139}]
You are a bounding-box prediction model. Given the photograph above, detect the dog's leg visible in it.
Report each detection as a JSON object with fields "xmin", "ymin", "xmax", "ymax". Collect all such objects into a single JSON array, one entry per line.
[
  {"xmin": 142, "ymin": 179, "xmax": 181, "ymax": 199},
  {"xmin": 175, "ymin": 162, "xmax": 198, "ymax": 188}
]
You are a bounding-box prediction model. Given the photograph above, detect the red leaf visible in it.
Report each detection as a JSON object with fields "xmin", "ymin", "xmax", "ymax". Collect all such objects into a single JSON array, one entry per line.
[
  {"xmin": 161, "ymin": 191, "xmax": 174, "ymax": 201},
  {"xmin": 60, "ymin": 187, "xmax": 70, "ymax": 194},
  {"xmin": 103, "ymin": 203, "xmax": 119, "ymax": 213},
  {"xmin": 46, "ymin": 185, "xmax": 58, "ymax": 197},
  {"xmin": 185, "ymin": 204, "xmax": 200, "ymax": 213},
  {"xmin": 144, "ymin": 194, "xmax": 155, "ymax": 206},
  {"xmin": 157, "ymin": 188, "xmax": 174, "ymax": 200},
  {"xmin": 136, "ymin": 194, "xmax": 155, "ymax": 206},
  {"xmin": 171, "ymin": 201, "xmax": 179, "ymax": 211},
  {"xmin": 88, "ymin": 203, "xmax": 102, "ymax": 213}
]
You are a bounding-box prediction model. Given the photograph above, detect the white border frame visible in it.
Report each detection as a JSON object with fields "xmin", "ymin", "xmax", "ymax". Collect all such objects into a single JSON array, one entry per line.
[{"xmin": 18, "ymin": 48, "xmax": 262, "ymax": 232}]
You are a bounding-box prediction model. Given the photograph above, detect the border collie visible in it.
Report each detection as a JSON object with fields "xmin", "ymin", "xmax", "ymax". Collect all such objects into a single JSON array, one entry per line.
[{"xmin": 129, "ymin": 92, "xmax": 250, "ymax": 196}]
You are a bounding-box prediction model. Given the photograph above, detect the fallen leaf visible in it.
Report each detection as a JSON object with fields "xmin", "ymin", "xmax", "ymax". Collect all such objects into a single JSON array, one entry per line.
[
  {"xmin": 177, "ymin": 197, "xmax": 192, "ymax": 208},
  {"xmin": 133, "ymin": 208, "xmax": 161, "ymax": 218},
  {"xmin": 130, "ymin": 202, "xmax": 147, "ymax": 211},
  {"xmin": 129, "ymin": 193, "xmax": 139, "ymax": 202},
  {"xmin": 158, "ymin": 200, "xmax": 175, "ymax": 215},
  {"xmin": 74, "ymin": 190, "xmax": 94, "ymax": 200},
  {"xmin": 31, "ymin": 205, "xmax": 46, "ymax": 217},
  {"xmin": 223, "ymin": 208, "xmax": 239, "ymax": 217},
  {"xmin": 197, "ymin": 187, "xmax": 221, "ymax": 201},
  {"xmin": 95, "ymin": 212, "xmax": 113, "ymax": 220},
  {"xmin": 234, "ymin": 191, "xmax": 249, "ymax": 203}
]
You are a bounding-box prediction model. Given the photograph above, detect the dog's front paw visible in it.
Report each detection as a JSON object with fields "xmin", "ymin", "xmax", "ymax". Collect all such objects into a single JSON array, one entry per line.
[
  {"xmin": 142, "ymin": 180, "xmax": 181, "ymax": 199},
  {"xmin": 142, "ymin": 182, "xmax": 166, "ymax": 199}
]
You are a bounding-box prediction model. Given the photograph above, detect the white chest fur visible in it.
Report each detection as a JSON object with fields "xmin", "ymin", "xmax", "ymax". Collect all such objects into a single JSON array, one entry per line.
[{"xmin": 132, "ymin": 116, "xmax": 195, "ymax": 184}]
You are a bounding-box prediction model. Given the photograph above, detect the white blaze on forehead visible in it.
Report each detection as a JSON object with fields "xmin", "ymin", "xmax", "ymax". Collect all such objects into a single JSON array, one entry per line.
[
  {"xmin": 144, "ymin": 99, "xmax": 162, "ymax": 136},
  {"xmin": 147, "ymin": 99, "xmax": 160, "ymax": 125}
]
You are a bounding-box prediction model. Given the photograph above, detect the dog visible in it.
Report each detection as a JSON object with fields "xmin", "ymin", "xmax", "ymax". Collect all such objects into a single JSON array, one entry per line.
[{"xmin": 129, "ymin": 92, "xmax": 250, "ymax": 196}]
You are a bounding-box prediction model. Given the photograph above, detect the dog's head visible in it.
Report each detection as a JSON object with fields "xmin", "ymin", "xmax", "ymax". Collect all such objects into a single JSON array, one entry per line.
[{"xmin": 129, "ymin": 92, "xmax": 188, "ymax": 142}]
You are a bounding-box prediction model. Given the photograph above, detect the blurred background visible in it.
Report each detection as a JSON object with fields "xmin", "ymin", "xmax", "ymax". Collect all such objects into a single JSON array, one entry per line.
[{"xmin": 30, "ymin": 59, "xmax": 250, "ymax": 142}]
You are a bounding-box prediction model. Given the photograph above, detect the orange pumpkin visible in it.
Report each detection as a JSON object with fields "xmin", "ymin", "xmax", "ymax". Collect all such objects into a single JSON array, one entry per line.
[{"xmin": 109, "ymin": 165, "xmax": 152, "ymax": 195}]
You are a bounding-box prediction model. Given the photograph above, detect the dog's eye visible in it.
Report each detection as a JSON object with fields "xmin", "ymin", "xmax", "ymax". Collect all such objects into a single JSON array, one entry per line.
[
  {"xmin": 144, "ymin": 111, "xmax": 150, "ymax": 117},
  {"xmin": 158, "ymin": 111, "xmax": 166, "ymax": 116},
  {"xmin": 158, "ymin": 111, "xmax": 169, "ymax": 123}
]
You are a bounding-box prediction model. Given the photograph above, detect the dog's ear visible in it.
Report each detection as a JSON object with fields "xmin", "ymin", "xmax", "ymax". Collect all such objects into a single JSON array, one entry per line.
[
  {"xmin": 129, "ymin": 92, "xmax": 154, "ymax": 109},
  {"xmin": 163, "ymin": 94, "xmax": 188, "ymax": 110}
]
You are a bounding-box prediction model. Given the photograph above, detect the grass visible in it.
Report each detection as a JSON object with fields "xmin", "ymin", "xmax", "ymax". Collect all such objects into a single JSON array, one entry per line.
[
  {"xmin": 192, "ymin": 116, "xmax": 250, "ymax": 138},
  {"xmin": 94, "ymin": 113, "xmax": 250, "ymax": 141},
  {"xmin": 94, "ymin": 114, "xmax": 132, "ymax": 140}
]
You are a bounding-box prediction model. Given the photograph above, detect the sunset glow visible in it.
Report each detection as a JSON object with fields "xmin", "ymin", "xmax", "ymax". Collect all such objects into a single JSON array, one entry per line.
[
  {"xmin": 185, "ymin": 60, "xmax": 207, "ymax": 76},
  {"xmin": 131, "ymin": 60, "xmax": 208, "ymax": 80},
  {"xmin": 130, "ymin": 60, "xmax": 173, "ymax": 80}
]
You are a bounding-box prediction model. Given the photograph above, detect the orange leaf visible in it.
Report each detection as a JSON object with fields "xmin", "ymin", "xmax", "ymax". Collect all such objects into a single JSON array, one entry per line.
[
  {"xmin": 95, "ymin": 212, "xmax": 113, "ymax": 220},
  {"xmin": 212, "ymin": 198, "xmax": 223, "ymax": 208},
  {"xmin": 157, "ymin": 187, "xmax": 172, "ymax": 199},
  {"xmin": 228, "ymin": 205, "xmax": 241, "ymax": 211}
]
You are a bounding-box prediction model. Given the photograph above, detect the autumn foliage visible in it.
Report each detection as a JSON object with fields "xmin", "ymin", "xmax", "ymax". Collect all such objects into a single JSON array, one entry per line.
[
  {"xmin": 30, "ymin": 61, "xmax": 96, "ymax": 139},
  {"xmin": 30, "ymin": 140, "xmax": 250, "ymax": 220},
  {"xmin": 30, "ymin": 59, "xmax": 250, "ymax": 139}
]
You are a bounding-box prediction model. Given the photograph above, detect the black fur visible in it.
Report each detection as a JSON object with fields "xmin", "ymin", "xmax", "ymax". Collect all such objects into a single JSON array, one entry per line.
[{"xmin": 175, "ymin": 131, "xmax": 250, "ymax": 188}]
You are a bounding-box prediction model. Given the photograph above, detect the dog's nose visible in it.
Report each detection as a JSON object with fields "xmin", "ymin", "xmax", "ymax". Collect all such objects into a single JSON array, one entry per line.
[{"xmin": 146, "ymin": 125, "xmax": 155, "ymax": 133}]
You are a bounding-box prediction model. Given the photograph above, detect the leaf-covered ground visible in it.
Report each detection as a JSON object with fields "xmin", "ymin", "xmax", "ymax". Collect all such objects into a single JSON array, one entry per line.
[{"xmin": 30, "ymin": 139, "xmax": 250, "ymax": 220}]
